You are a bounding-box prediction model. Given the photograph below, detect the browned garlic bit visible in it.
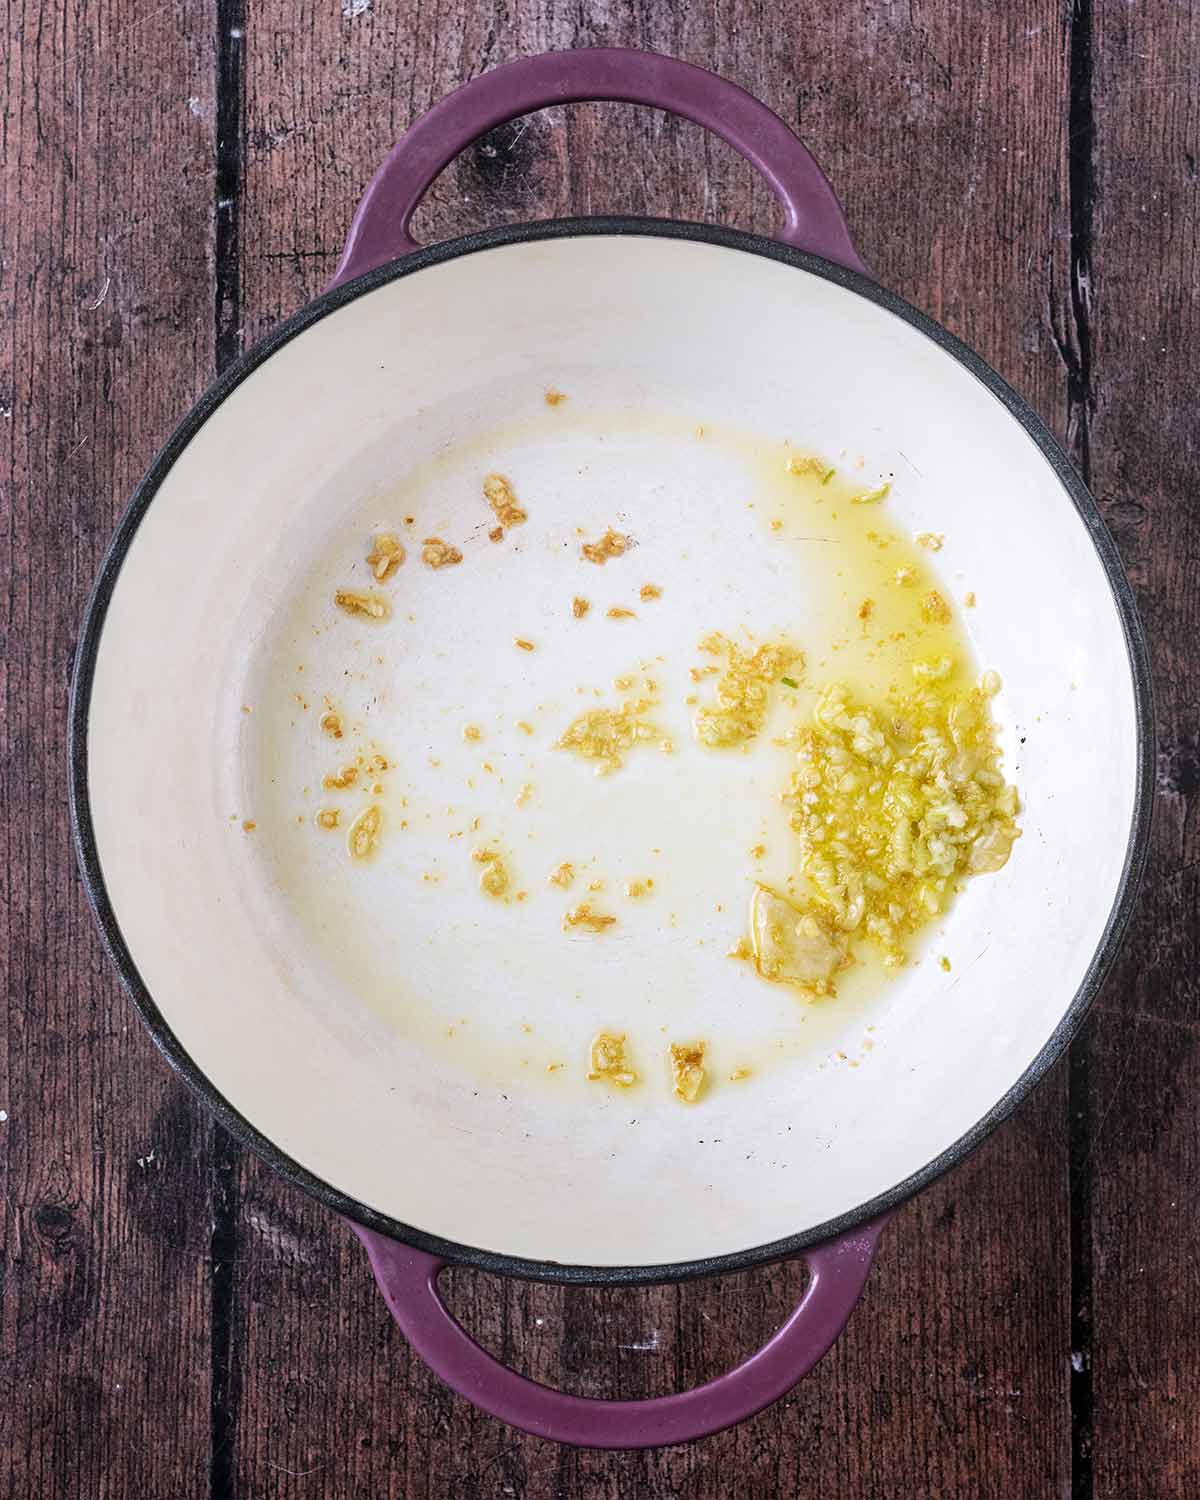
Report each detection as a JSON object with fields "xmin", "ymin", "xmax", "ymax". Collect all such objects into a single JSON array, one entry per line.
[
  {"xmin": 514, "ymin": 637, "xmax": 536, "ymax": 652},
  {"xmin": 639, "ymin": 583, "xmax": 663, "ymax": 601},
  {"xmin": 728, "ymin": 1066, "xmax": 752, "ymax": 1083},
  {"xmin": 587, "ymin": 1032, "xmax": 637, "ymax": 1088},
  {"xmin": 367, "ymin": 532, "xmax": 405, "ymax": 581},
  {"xmin": 422, "ymin": 537, "xmax": 463, "ymax": 569},
  {"xmin": 548, "ymin": 861, "xmax": 575, "ymax": 889},
  {"xmin": 241, "ymin": 820, "xmax": 257, "ymax": 832},
  {"xmin": 623, "ymin": 879, "xmax": 652, "ymax": 898},
  {"xmin": 920, "ymin": 589, "xmax": 952, "ymax": 624},
  {"xmin": 562, "ymin": 903, "xmax": 617, "ymax": 933},
  {"xmin": 544, "ymin": 388, "xmax": 568, "ymax": 406},
  {"xmin": 572, "ymin": 596, "xmax": 590, "ymax": 618},
  {"xmin": 483, "ymin": 473, "xmax": 527, "ymax": 529},
  {"xmin": 472, "ymin": 847, "xmax": 510, "ymax": 898},
  {"xmin": 692, "ymin": 636, "xmax": 802, "ymax": 748},
  {"xmin": 606, "ymin": 606, "xmax": 636, "ymax": 620},
  {"xmin": 669, "ymin": 1042, "xmax": 707, "ymax": 1103},
  {"xmin": 858, "ymin": 598, "xmax": 875, "ymax": 622},
  {"xmin": 319, "ymin": 709, "xmax": 343, "ymax": 739},
  {"xmin": 347, "ymin": 804, "xmax": 382, "ymax": 860},
  {"xmin": 556, "ymin": 697, "xmax": 664, "ymax": 774},
  {"xmin": 581, "ymin": 528, "xmax": 631, "ymax": 564},
  {"xmin": 334, "ymin": 589, "xmax": 391, "ymax": 621},
  {"xmin": 315, "ymin": 808, "xmax": 341, "ymax": 830},
  {"xmin": 488, "ymin": 525, "xmax": 504, "ymax": 543},
  {"xmin": 322, "ymin": 764, "xmax": 359, "ymax": 790},
  {"xmin": 462, "ymin": 724, "xmax": 482, "ymax": 742}
]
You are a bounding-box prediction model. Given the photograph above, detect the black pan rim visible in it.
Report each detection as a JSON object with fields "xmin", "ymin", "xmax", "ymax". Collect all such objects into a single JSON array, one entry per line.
[{"xmin": 69, "ymin": 214, "xmax": 1155, "ymax": 1288}]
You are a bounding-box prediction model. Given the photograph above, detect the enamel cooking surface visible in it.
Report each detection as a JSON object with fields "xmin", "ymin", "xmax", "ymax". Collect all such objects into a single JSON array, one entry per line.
[{"xmin": 83, "ymin": 231, "xmax": 1142, "ymax": 1269}]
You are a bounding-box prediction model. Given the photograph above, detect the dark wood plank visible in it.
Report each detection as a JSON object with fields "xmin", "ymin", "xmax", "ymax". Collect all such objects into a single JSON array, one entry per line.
[
  {"xmin": 0, "ymin": 0, "xmax": 219, "ymax": 1495},
  {"xmin": 1086, "ymin": 2, "xmax": 1200, "ymax": 1495},
  {"xmin": 227, "ymin": 5, "xmax": 1077, "ymax": 1497}
]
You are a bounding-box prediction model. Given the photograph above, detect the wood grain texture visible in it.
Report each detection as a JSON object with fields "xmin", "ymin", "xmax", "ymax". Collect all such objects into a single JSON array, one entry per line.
[
  {"xmin": 1085, "ymin": 1, "xmax": 1200, "ymax": 1496},
  {"xmin": 227, "ymin": 5, "xmax": 1076, "ymax": 1498},
  {"xmin": 4, "ymin": 0, "xmax": 1194, "ymax": 1495},
  {"xmin": 0, "ymin": 0, "xmax": 219, "ymax": 1495}
]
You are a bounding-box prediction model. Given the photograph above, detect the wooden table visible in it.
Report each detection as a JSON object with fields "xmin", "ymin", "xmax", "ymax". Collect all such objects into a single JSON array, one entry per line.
[{"xmin": 3, "ymin": 4, "xmax": 1196, "ymax": 1495}]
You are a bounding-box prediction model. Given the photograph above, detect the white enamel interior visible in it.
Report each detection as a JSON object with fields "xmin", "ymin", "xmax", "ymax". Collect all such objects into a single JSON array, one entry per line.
[{"xmin": 87, "ymin": 234, "xmax": 1140, "ymax": 1267}]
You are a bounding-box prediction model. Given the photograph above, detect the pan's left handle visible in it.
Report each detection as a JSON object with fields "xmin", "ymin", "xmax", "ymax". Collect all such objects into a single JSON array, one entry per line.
[
  {"xmin": 350, "ymin": 1215, "xmax": 890, "ymax": 1449},
  {"xmin": 328, "ymin": 46, "xmax": 865, "ymax": 289}
]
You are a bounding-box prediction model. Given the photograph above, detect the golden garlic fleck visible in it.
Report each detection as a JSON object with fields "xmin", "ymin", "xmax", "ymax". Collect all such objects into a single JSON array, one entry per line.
[
  {"xmin": 473, "ymin": 846, "xmax": 510, "ymax": 898},
  {"xmin": 319, "ymin": 710, "xmax": 343, "ymax": 739},
  {"xmin": 692, "ymin": 635, "xmax": 801, "ymax": 748},
  {"xmin": 606, "ymin": 606, "xmax": 636, "ymax": 620},
  {"xmin": 581, "ymin": 528, "xmax": 631, "ymax": 564},
  {"xmin": 368, "ymin": 532, "xmax": 405, "ymax": 581},
  {"xmin": 347, "ymin": 804, "xmax": 382, "ymax": 860},
  {"xmin": 587, "ymin": 1032, "xmax": 637, "ymax": 1088},
  {"xmin": 483, "ymin": 473, "xmax": 527, "ymax": 529},
  {"xmin": 315, "ymin": 808, "xmax": 340, "ymax": 830},
  {"xmin": 335, "ymin": 589, "xmax": 390, "ymax": 621},
  {"xmin": 548, "ymin": 862, "xmax": 575, "ymax": 889},
  {"xmin": 422, "ymin": 537, "xmax": 463, "ymax": 569},
  {"xmin": 921, "ymin": 589, "xmax": 952, "ymax": 624},
  {"xmin": 563, "ymin": 903, "xmax": 617, "ymax": 933},
  {"xmin": 639, "ymin": 583, "xmax": 662, "ymax": 601},
  {"xmin": 572, "ymin": 595, "xmax": 590, "ymax": 618},
  {"xmin": 322, "ymin": 765, "xmax": 359, "ymax": 790},
  {"xmin": 669, "ymin": 1042, "xmax": 707, "ymax": 1103}
]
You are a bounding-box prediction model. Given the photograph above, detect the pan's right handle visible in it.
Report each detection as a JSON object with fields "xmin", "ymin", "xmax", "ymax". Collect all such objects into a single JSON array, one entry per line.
[
  {"xmin": 351, "ymin": 1214, "xmax": 891, "ymax": 1449},
  {"xmin": 330, "ymin": 47, "xmax": 867, "ymax": 288}
]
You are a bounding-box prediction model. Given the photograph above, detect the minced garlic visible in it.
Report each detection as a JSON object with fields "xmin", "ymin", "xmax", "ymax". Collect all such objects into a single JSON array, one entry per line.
[
  {"xmin": 319, "ymin": 710, "xmax": 343, "ymax": 739},
  {"xmin": 640, "ymin": 583, "xmax": 662, "ymax": 601},
  {"xmin": 572, "ymin": 596, "xmax": 590, "ymax": 618},
  {"xmin": 483, "ymin": 473, "xmax": 527, "ymax": 528},
  {"xmin": 921, "ymin": 590, "xmax": 952, "ymax": 624},
  {"xmin": 472, "ymin": 847, "xmax": 510, "ymax": 898},
  {"xmin": 422, "ymin": 538, "xmax": 463, "ymax": 569},
  {"xmin": 548, "ymin": 861, "xmax": 575, "ymax": 888},
  {"xmin": 587, "ymin": 1032, "xmax": 637, "ymax": 1087},
  {"xmin": 347, "ymin": 804, "xmax": 382, "ymax": 860},
  {"xmin": 786, "ymin": 453, "xmax": 835, "ymax": 482},
  {"xmin": 758, "ymin": 675, "xmax": 1020, "ymax": 978},
  {"xmin": 315, "ymin": 808, "xmax": 340, "ymax": 830},
  {"xmin": 322, "ymin": 765, "xmax": 359, "ymax": 790},
  {"xmin": 368, "ymin": 532, "xmax": 405, "ymax": 580},
  {"xmin": 692, "ymin": 635, "xmax": 801, "ymax": 748},
  {"xmin": 581, "ymin": 528, "xmax": 630, "ymax": 564},
  {"xmin": 563, "ymin": 903, "xmax": 617, "ymax": 933},
  {"xmin": 556, "ymin": 697, "xmax": 664, "ymax": 774},
  {"xmin": 669, "ymin": 1042, "xmax": 707, "ymax": 1103},
  {"xmin": 334, "ymin": 589, "xmax": 390, "ymax": 621}
]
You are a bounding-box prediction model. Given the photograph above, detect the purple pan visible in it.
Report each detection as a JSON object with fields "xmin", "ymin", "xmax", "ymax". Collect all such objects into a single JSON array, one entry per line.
[{"xmin": 71, "ymin": 48, "xmax": 1152, "ymax": 1449}]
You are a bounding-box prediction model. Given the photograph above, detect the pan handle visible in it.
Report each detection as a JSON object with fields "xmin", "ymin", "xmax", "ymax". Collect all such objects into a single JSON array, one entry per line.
[
  {"xmin": 329, "ymin": 47, "xmax": 866, "ymax": 287},
  {"xmin": 350, "ymin": 1215, "xmax": 889, "ymax": 1449}
]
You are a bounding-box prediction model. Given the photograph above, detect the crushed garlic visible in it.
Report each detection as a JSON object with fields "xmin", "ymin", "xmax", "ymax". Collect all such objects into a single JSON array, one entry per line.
[
  {"xmin": 334, "ymin": 589, "xmax": 390, "ymax": 621},
  {"xmin": 692, "ymin": 635, "xmax": 801, "ymax": 748},
  {"xmin": 367, "ymin": 532, "xmax": 405, "ymax": 580},
  {"xmin": 669, "ymin": 1042, "xmax": 707, "ymax": 1103},
  {"xmin": 581, "ymin": 528, "xmax": 631, "ymax": 564},
  {"xmin": 347, "ymin": 804, "xmax": 382, "ymax": 860},
  {"xmin": 422, "ymin": 538, "xmax": 463, "ymax": 569},
  {"xmin": 587, "ymin": 1032, "xmax": 637, "ymax": 1087},
  {"xmin": 483, "ymin": 473, "xmax": 527, "ymax": 529}
]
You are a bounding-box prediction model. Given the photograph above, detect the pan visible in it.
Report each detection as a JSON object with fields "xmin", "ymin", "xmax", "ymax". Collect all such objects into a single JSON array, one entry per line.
[{"xmin": 70, "ymin": 48, "xmax": 1153, "ymax": 1448}]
